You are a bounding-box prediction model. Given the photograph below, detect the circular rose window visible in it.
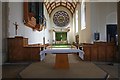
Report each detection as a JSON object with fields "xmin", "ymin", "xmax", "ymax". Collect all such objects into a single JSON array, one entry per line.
[{"xmin": 53, "ymin": 11, "xmax": 70, "ymax": 27}]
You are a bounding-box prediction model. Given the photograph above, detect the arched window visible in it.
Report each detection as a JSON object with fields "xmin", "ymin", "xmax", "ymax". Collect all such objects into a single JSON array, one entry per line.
[
  {"xmin": 76, "ymin": 10, "xmax": 78, "ymax": 33},
  {"xmin": 81, "ymin": 0, "xmax": 86, "ymax": 30}
]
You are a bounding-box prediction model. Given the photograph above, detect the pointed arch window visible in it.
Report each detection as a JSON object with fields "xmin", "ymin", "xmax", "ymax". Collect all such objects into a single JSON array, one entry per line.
[
  {"xmin": 81, "ymin": 0, "xmax": 86, "ymax": 30},
  {"xmin": 76, "ymin": 10, "xmax": 78, "ymax": 33}
]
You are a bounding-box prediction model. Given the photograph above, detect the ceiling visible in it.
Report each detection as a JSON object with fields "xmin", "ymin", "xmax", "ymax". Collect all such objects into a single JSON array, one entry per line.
[{"xmin": 44, "ymin": 0, "xmax": 78, "ymax": 15}]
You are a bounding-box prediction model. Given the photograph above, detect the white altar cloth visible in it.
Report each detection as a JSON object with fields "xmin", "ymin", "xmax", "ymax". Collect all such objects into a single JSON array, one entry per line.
[{"xmin": 40, "ymin": 48, "xmax": 84, "ymax": 61}]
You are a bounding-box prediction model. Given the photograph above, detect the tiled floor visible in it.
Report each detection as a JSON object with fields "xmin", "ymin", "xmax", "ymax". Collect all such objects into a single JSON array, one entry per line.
[
  {"xmin": 97, "ymin": 63, "xmax": 119, "ymax": 78},
  {"xmin": 2, "ymin": 62, "xmax": 119, "ymax": 80},
  {"xmin": 2, "ymin": 63, "xmax": 30, "ymax": 78},
  {"xmin": 2, "ymin": 54, "xmax": 120, "ymax": 80}
]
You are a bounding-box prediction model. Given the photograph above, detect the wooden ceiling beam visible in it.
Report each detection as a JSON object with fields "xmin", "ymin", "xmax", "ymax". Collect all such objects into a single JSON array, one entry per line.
[{"xmin": 44, "ymin": 0, "xmax": 77, "ymax": 15}]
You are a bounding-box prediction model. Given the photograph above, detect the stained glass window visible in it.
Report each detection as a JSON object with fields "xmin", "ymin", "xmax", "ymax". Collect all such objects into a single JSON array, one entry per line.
[{"xmin": 53, "ymin": 11, "xmax": 70, "ymax": 27}]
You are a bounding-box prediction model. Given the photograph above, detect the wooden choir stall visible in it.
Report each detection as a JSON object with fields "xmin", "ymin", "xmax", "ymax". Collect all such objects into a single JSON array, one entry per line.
[{"xmin": 7, "ymin": 36, "xmax": 47, "ymax": 62}]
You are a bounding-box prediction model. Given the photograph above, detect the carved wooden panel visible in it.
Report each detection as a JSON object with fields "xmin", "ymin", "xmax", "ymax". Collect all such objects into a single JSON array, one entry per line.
[{"xmin": 24, "ymin": 2, "xmax": 45, "ymax": 31}]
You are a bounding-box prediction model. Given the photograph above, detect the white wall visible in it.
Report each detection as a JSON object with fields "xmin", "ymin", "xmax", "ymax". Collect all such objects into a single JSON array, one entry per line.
[
  {"xmin": 8, "ymin": 2, "xmax": 117, "ymax": 44},
  {"xmin": 73, "ymin": 3, "xmax": 80, "ymax": 43},
  {"xmin": 49, "ymin": 6, "xmax": 74, "ymax": 44},
  {"xmin": 75, "ymin": 2, "xmax": 92, "ymax": 43},
  {"xmin": 90, "ymin": 2, "xmax": 117, "ymax": 42},
  {"xmin": 44, "ymin": 5, "xmax": 51, "ymax": 44},
  {"xmin": 81, "ymin": 2, "xmax": 92, "ymax": 43},
  {"xmin": 75, "ymin": 2, "xmax": 117, "ymax": 43},
  {"xmin": 8, "ymin": 2, "xmax": 50, "ymax": 44},
  {"xmin": 73, "ymin": 2, "xmax": 117, "ymax": 43}
]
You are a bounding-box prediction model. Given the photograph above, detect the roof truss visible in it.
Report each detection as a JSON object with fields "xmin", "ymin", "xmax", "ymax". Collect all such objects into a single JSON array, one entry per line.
[{"xmin": 44, "ymin": 0, "xmax": 78, "ymax": 15}]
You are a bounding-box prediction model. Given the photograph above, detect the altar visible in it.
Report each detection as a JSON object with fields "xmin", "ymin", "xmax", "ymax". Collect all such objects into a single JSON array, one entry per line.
[{"xmin": 40, "ymin": 45, "xmax": 84, "ymax": 69}]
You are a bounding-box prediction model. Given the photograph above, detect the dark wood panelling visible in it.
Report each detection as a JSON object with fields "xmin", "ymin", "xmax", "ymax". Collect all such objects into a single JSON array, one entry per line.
[
  {"xmin": 8, "ymin": 37, "xmax": 24, "ymax": 61},
  {"xmin": 91, "ymin": 45, "xmax": 98, "ymax": 61},
  {"xmin": 82, "ymin": 42, "xmax": 116, "ymax": 62},
  {"xmin": 7, "ymin": 36, "xmax": 44, "ymax": 62},
  {"xmin": 54, "ymin": 54, "xmax": 69, "ymax": 69},
  {"xmin": 83, "ymin": 44, "xmax": 91, "ymax": 61},
  {"xmin": 106, "ymin": 43, "xmax": 115, "ymax": 62},
  {"xmin": 95, "ymin": 42, "xmax": 107, "ymax": 62},
  {"xmin": 98, "ymin": 44, "xmax": 106, "ymax": 62}
]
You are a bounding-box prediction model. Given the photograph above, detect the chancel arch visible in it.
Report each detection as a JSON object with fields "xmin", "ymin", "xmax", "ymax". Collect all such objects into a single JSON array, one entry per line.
[{"xmin": 49, "ymin": 6, "xmax": 74, "ymax": 44}]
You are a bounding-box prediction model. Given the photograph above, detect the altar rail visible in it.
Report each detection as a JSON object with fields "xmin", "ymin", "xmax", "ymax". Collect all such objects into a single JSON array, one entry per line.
[{"xmin": 55, "ymin": 40, "xmax": 68, "ymax": 44}]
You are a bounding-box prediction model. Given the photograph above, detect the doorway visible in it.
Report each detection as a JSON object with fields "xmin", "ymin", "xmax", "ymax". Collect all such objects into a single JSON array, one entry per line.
[{"xmin": 106, "ymin": 24, "xmax": 117, "ymax": 44}]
